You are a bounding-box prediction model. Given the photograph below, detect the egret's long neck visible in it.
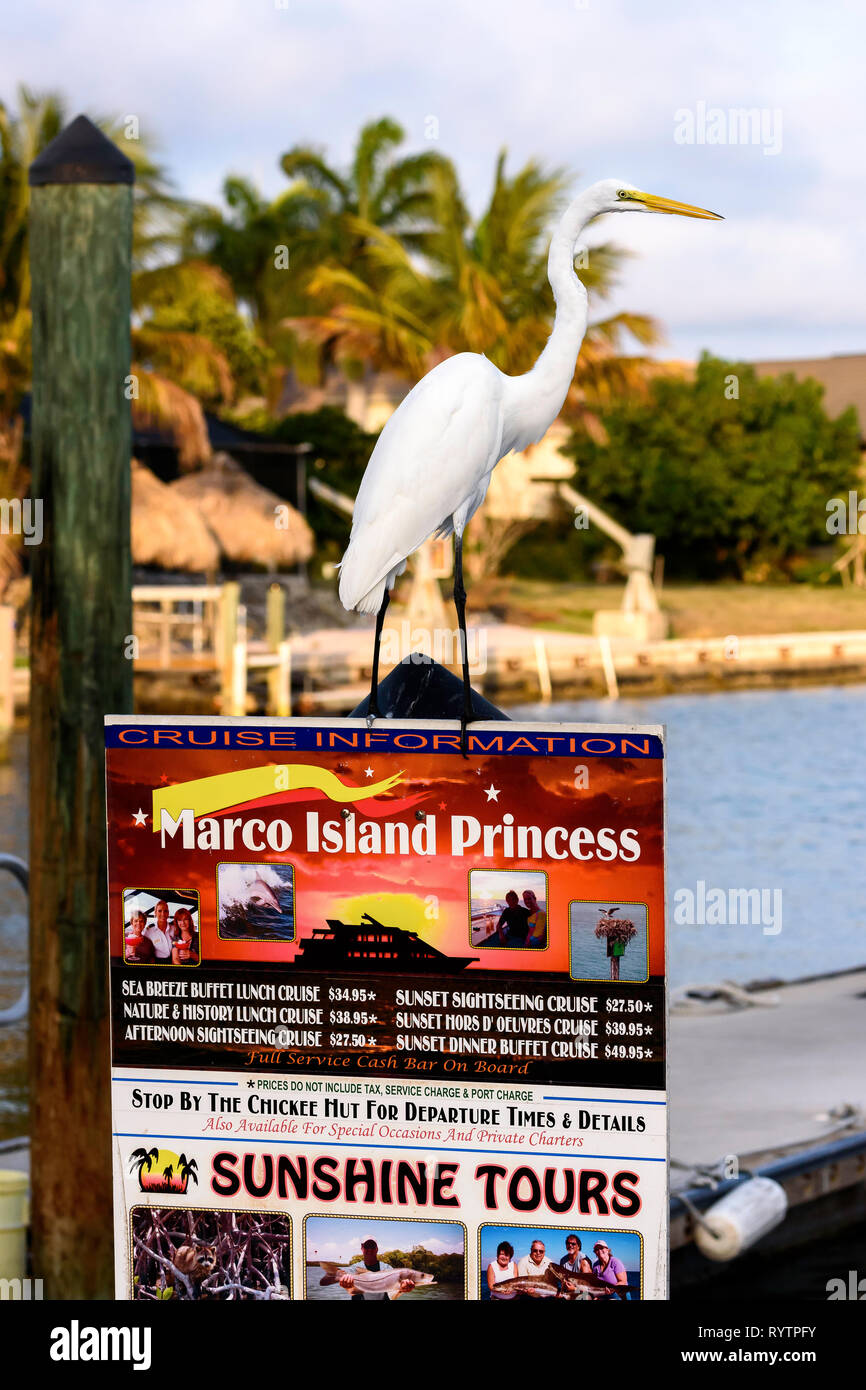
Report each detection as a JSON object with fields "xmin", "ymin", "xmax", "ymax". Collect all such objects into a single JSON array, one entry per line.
[{"xmin": 503, "ymin": 186, "xmax": 602, "ymax": 451}]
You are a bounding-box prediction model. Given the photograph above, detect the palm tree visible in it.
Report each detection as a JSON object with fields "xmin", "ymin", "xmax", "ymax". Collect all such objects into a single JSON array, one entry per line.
[
  {"xmin": 176, "ymin": 1154, "xmax": 199, "ymax": 1188},
  {"xmin": 131, "ymin": 258, "xmax": 248, "ymax": 466},
  {"xmin": 276, "ymin": 118, "xmax": 452, "ymax": 402},
  {"xmin": 299, "ymin": 149, "xmax": 663, "ymax": 431},
  {"xmin": 186, "ymin": 118, "xmax": 450, "ymax": 407},
  {"xmin": 0, "ymin": 87, "xmax": 243, "ymax": 467},
  {"xmin": 418, "ymin": 152, "xmax": 663, "ymax": 421},
  {"xmin": 279, "ymin": 116, "xmax": 448, "ymax": 259},
  {"xmin": 294, "ymin": 222, "xmax": 434, "ymax": 388},
  {"xmin": 183, "ymin": 176, "xmax": 327, "ymax": 340},
  {"xmin": 128, "ymin": 1147, "xmax": 160, "ymax": 1181},
  {"xmin": 0, "ymin": 88, "xmax": 65, "ymax": 405}
]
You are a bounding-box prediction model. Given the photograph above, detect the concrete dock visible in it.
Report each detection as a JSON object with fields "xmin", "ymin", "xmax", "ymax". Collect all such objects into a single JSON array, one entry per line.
[
  {"xmin": 273, "ymin": 623, "xmax": 866, "ymax": 712},
  {"xmin": 670, "ymin": 968, "xmax": 866, "ymax": 1167}
]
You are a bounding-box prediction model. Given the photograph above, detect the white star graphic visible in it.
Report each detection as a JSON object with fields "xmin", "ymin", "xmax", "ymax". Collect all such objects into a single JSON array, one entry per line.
[
  {"xmin": 132, "ymin": 809, "xmax": 148, "ymax": 826},
  {"xmin": 364, "ymin": 766, "xmax": 374, "ymax": 778},
  {"xmin": 485, "ymin": 785, "xmax": 500, "ymax": 802}
]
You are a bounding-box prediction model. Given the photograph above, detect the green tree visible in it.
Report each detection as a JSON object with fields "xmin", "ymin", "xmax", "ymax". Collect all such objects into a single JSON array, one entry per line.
[
  {"xmin": 563, "ymin": 354, "xmax": 862, "ymax": 579},
  {"xmin": 185, "ymin": 118, "xmax": 449, "ymax": 397},
  {"xmin": 0, "ymin": 87, "xmax": 241, "ymax": 466},
  {"xmin": 277, "ymin": 118, "xmax": 452, "ymax": 394},
  {"xmin": 0, "ymin": 88, "xmax": 65, "ymax": 406},
  {"xmin": 182, "ymin": 176, "xmax": 328, "ymax": 349},
  {"xmin": 254, "ymin": 405, "xmax": 378, "ymax": 559},
  {"xmin": 280, "ymin": 115, "xmax": 448, "ymax": 259}
]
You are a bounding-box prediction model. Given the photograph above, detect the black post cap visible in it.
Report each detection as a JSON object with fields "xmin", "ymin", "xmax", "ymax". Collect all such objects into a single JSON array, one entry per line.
[
  {"xmin": 350, "ymin": 654, "xmax": 510, "ymax": 722},
  {"xmin": 29, "ymin": 114, "xmax": 135, "ymax": 187}
]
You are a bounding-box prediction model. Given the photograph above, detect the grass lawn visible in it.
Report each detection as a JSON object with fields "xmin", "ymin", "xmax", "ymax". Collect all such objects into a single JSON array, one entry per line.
[{"xmin": 470, "ymin": 578, "xmax": 866, "ymax": 639}]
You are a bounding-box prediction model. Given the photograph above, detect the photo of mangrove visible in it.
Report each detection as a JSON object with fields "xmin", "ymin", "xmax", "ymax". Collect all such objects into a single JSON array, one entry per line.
[
  {"xmin": 131, "ymin": 1207, "xmax": 291, "ymax": 1300},
  {"xmin": 569, "ymin": 901, "xmax": 648, "ymax": 983},
  {"xmin": 470, "ymin": 869, "xmax": 548, "ymax": 950},
  {"xmin": 304, "ymin": 1216, "xmax": 465, "ymax": 1300},
  {"xmin": 216, "ymin": 862, "xmax": 295, "ymax": 941},
  {"xmin": 481, "ymin": 1224, "xmax": 642, "ymax": 1300},
  {"xmin": 122, "ymin": 888, "xmax": 201, "ymax": 966}
]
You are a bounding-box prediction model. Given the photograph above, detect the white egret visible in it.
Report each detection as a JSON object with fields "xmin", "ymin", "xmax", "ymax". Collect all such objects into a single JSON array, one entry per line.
[{"xmin": 339, "ymin": 179, "xmax": 722, "ymax": 749}]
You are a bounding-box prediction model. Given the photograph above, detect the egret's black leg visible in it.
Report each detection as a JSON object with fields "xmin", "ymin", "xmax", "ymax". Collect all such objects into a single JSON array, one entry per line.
[
  {"xmin": 453, "ymin": 534, "xmax": 474, "ymax": 757},
  {"xmin": 367, "ymin": 588, "xmax": 390, "ymax": 725}
]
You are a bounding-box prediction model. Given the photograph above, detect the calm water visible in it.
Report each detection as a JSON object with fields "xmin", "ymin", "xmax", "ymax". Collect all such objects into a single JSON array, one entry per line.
[{"xmin": 513, "ymin": 684, "xmax": 866, "ymax": 989}]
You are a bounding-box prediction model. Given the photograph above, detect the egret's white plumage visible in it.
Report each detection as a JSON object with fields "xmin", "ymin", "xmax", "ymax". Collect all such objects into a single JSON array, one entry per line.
[
  {"xmin": 339, "ymin": 178, "xmax": 721, "ymax": 618},
  {"xmin": 338, "ymin": 353, "xmax": 505, "ymax": 612}
]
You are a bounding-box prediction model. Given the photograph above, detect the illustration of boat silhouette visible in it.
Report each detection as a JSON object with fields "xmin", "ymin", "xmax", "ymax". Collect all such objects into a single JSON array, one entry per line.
[{"xmin": 293, "ymin": 914, "xmax": 477, "ymax": 972}]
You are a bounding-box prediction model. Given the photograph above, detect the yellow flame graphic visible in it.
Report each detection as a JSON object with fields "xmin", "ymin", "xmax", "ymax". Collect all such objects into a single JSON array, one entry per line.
[{"xmin": 151, "ymin": 763, "xmax": 403, "ymax": 830}]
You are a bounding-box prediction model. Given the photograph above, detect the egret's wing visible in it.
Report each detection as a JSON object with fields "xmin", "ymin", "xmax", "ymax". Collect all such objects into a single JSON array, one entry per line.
[{"xmin": 339, "ymin": 354, "xmax": 504, "ymax": 612}]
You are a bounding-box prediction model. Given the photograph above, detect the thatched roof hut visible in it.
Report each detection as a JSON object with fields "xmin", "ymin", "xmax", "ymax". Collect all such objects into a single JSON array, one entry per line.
[
  {"xmin": 132, "ymin": 458, "xmax": 220, "ymax": 572},
  {"xmin": 169, "ymin": 453, "xmax": 314, "ymax": 570}
]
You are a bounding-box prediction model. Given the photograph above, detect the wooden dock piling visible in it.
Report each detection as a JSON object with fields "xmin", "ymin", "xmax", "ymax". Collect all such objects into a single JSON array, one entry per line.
[{"xmin": 28, "ymin": 115, "xmax": 134, "ymax": 1299}]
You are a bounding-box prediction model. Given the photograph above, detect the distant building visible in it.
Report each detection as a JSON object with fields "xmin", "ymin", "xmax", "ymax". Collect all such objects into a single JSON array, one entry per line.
[
  {"xmin": 751, "ymin": 353, "xmax": 866, "ymax": 444},
  {"xmin": 277, "ymin": 367, "xmax": 410, "ymax": 434},
  {"xmin": 751, "ymin": 353, "xmax": 866, "ymax": 587}
]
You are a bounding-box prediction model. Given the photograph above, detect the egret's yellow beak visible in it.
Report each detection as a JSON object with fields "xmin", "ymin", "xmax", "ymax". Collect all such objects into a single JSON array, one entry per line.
[{"xmin": 632, "ymin": 191, "xmax": 723, "ymax": 220}]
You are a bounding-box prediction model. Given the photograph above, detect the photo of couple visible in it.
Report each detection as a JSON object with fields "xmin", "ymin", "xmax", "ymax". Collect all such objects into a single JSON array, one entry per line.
[
  {"xmin": 470, "ymin": 870, "xmax": 548, "ymax": 950},
  {"xmin": 122, "ymin": 888, "xmax": 201, "ymax": 966}
]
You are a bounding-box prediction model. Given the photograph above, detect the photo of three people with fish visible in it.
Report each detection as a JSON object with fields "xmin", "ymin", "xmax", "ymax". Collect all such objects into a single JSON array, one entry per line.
[{"xmin": 484, "ymin": 1226, "xmax": 641, "ymax": 1300}]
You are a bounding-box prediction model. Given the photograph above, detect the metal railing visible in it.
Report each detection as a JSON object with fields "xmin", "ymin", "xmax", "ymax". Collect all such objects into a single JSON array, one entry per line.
[{"xmin": 0, "ymin": 854, "xmax": 28, "ymax": 1025}]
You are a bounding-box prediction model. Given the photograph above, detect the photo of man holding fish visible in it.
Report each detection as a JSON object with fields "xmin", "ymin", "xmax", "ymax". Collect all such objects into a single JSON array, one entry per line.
[{"xmin": 305, "ymin": 1217, "xmax": 466, "ymax": 1300}]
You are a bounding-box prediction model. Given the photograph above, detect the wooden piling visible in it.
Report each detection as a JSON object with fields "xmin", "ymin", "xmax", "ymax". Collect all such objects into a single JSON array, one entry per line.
[
  {"xmin": 219, "ymin": 580, "xmax": 240, "ymax": 712},
  {"xmin": 266, "ymin": 583, "xmax": 286, "ymax": 715},
  {"xmin": 28, "ymin": 115, "xmax": 134, "ymax": 1298}
]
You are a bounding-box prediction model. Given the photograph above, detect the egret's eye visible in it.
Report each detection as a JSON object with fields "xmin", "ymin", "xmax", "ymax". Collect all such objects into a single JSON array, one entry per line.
[{"xmin": 617, "ymin": 189, "xmax": 630, "ymax": 199}]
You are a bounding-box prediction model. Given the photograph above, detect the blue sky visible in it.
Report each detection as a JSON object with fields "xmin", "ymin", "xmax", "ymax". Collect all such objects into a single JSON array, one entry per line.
[{"xmin": 4, "ymin": 0, "xmax": 864, "ymax": 361}]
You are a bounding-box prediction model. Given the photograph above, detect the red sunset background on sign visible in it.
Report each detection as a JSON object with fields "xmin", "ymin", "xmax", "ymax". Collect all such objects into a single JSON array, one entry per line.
[{"xmin": 106, "ymin": 743, "xmax": 664, "ymax": 977}]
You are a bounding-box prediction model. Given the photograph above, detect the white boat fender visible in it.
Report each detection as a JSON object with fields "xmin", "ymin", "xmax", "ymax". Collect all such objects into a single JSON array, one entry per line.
[{"xmin": 694, "ymin": 1176, "xmax": 788, "ymax": 1262}]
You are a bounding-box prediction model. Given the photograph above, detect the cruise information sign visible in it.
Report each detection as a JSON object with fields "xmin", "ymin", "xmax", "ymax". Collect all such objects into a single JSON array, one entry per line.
[{"xmin": 106, "ymin": 716, "xmax": 667, "ymax": 1302}]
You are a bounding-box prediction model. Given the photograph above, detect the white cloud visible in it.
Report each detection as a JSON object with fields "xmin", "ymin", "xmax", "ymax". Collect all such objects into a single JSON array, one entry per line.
[{"xmin": 2, "ymin": 0, "xmax": 863, "ymax": 359}]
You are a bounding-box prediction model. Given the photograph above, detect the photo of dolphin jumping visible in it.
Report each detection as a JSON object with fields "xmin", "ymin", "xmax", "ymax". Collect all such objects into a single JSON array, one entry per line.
[{"xmin": 216, "ymin": 862, "xmax": 295, "ymax": 942}]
